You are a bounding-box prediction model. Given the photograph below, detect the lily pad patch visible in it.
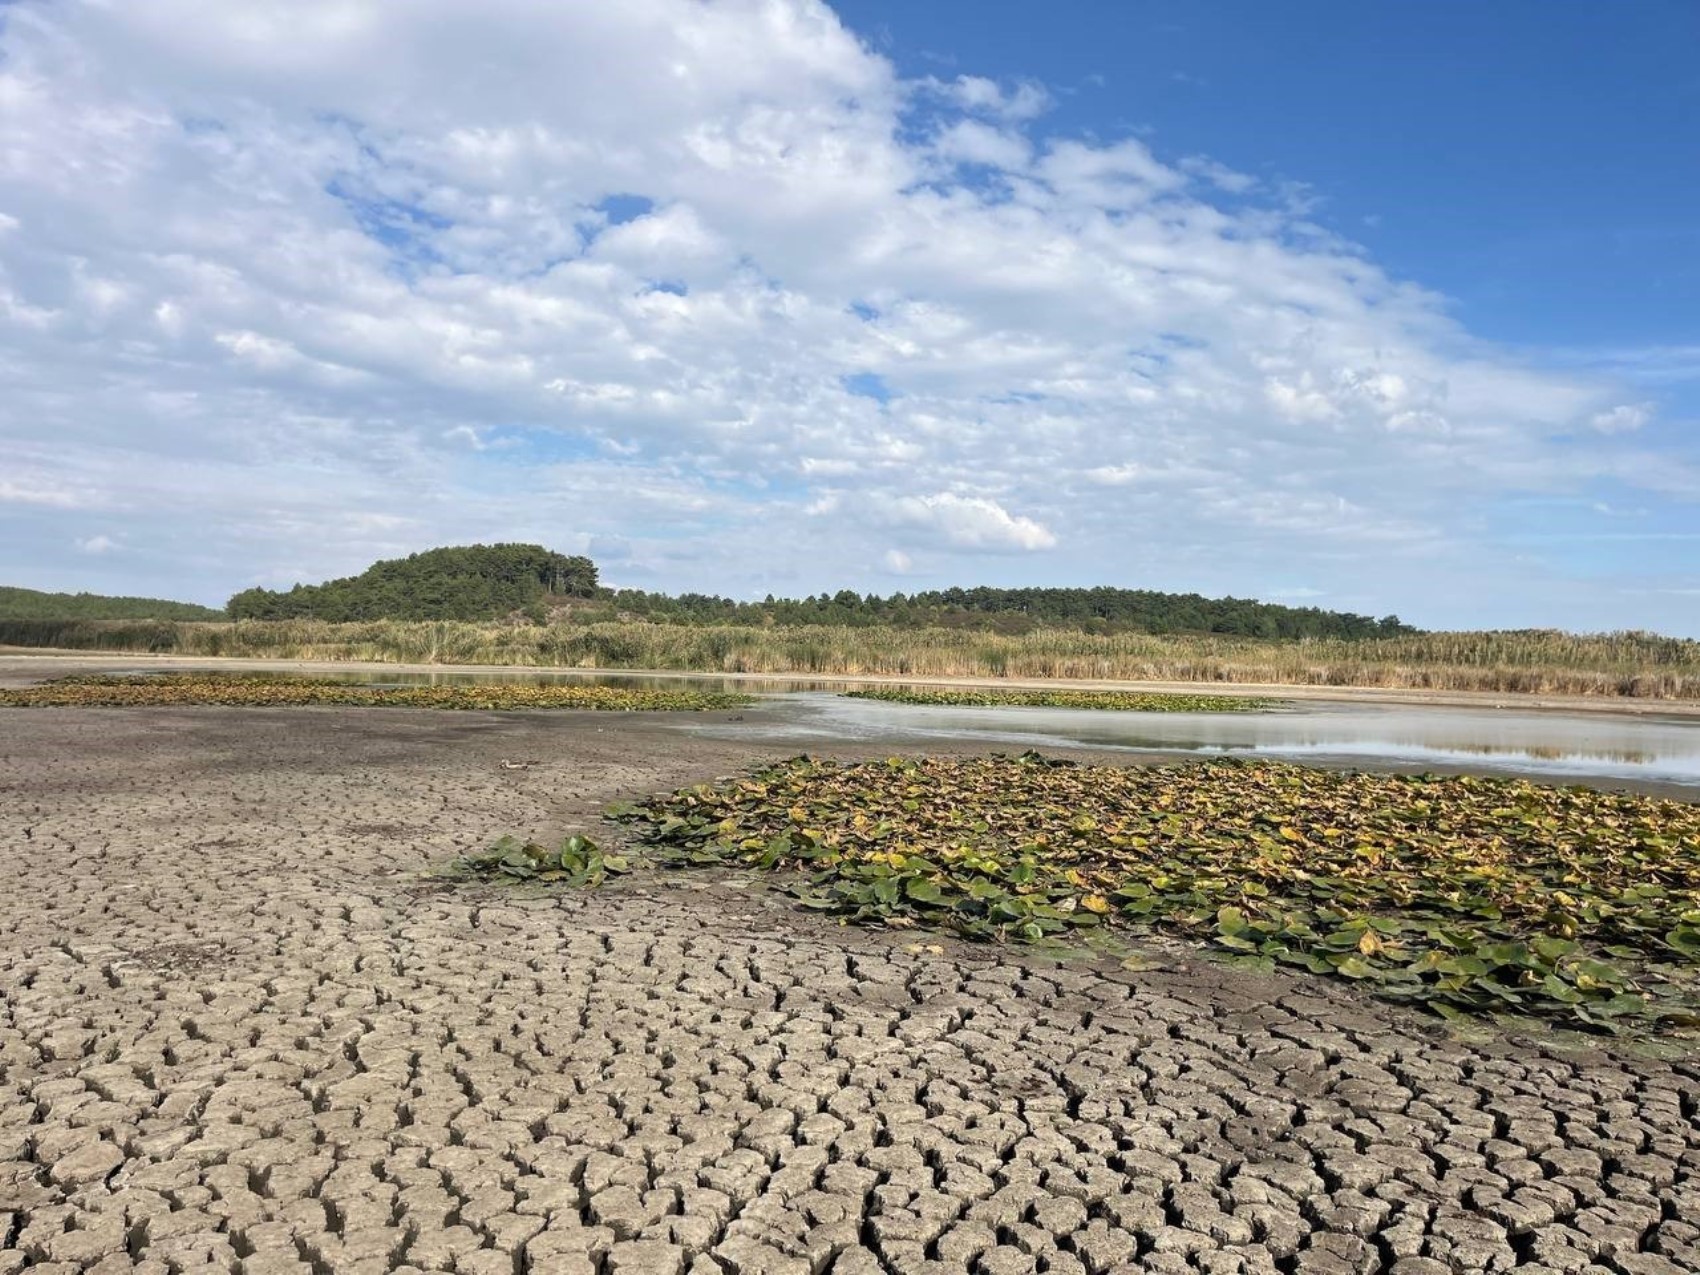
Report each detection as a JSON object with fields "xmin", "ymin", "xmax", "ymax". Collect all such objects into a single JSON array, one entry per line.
[{"xmin": 607, "ymin": 752, "xmax": 1700, "ymax": 1032}]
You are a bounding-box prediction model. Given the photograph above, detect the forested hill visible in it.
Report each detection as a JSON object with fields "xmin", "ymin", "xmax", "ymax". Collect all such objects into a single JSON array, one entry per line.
[
  {"xmin": 607, "ymin": 585, "xmax": 1416, "ymax": 639},
  {"xmin": 0, "ymin": 586, "xmax": 223, "ymax": 621},
  {"xmin": 216, "ymin": 542, "xmax": 1410, "ymax": 636},
  {"xmin": 226, "ymin": 544, "xmax": 599, "ymax": 621}
]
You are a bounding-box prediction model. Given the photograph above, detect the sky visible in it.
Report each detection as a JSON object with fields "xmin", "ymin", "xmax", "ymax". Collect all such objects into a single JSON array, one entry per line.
[{"xmin": 0, "ymin": 1, "xmax": 1696, "ymax": 633}]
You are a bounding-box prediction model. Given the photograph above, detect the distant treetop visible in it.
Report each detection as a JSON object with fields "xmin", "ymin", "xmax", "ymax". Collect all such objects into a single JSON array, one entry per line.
[
  {"xmin": 226, "ymin": 544, "xmax": 599, "ymax": 621},
  {"xmin": 604, "ymin": 584, "xmax": 1417, "ymax": 640},
  {"xmin": 220, "ymin": 542, "xmax": 1417, "ymax": 638},
  {"xmin": 0, "ymin": 586, "xmax": 224, "ymax": 622}
]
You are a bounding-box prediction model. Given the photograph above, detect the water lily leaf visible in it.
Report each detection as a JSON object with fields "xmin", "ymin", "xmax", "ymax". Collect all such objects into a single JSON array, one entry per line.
[
  {"xmin": 1665, "ymin": 926, "xmax": 1700, "ymax": 958},
  {"xmin": 905, "ymin": 877, "xmax": 944, "ymax": 904},
  {"xmin": 1118, "ymin": 955, "xmax": 1165, "ymax": 972},
  {"xmin": 571, "ymin": 752, "xmax": 1700, "ymax": 1033},
  {"xmin": 1217, "ymin": 906, "xmax": 1249, "ymax": 935},
  {"xmin": 1333, "ymin": 955, "xmax": 1375, "ymax": 979}
]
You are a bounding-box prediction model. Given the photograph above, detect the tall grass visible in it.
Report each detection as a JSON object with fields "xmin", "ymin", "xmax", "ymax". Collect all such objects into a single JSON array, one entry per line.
[{"xmin": 2, "ymin": 618, "xmax": 1696, "ymax": 699}]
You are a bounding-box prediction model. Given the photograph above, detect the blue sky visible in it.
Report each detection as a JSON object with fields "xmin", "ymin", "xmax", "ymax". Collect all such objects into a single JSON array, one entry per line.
[
  {"xmin": 844, "ymin": 1, "xmax": 1700, "ymax": 349},
  {"xmin": 1, "ymin": 0, "xmax": 1696, "ymax": 633}
]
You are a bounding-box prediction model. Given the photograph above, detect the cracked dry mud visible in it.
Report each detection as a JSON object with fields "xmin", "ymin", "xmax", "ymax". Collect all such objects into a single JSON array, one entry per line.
[{"xmin": 4, "ymin": 708, "xmax": 1700, "ymax": 1275}]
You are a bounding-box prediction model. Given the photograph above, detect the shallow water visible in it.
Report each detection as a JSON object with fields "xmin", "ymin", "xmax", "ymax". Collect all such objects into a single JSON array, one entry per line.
[
  {"xmin": 684, "ymin": 692, "xmax": 1700, "ymax": 789},
  {"xmin": 113, "ymin": 667, "xmax": 1700, "ymax": 788}
]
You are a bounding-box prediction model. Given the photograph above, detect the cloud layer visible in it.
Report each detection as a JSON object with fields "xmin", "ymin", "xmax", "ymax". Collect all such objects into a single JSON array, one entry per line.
[{"xmin": 0, "ymin": 0, "xmax": 1692, "ymax": 629}]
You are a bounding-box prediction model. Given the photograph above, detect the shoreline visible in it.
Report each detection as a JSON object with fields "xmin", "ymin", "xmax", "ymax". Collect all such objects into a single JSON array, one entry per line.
[{"xmin": 4, "ymin": 646, "xmax": 1700, "ymax": 719}]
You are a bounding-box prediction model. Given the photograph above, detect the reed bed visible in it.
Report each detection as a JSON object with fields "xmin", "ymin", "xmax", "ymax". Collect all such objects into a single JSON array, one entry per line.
[
  {"xmin": 0, "ymin": 673, "xmax": 748, "ymax": 712},
  {"xmin": 2, "ymin": 618, "xmax": 1696, "ymax": 699}
]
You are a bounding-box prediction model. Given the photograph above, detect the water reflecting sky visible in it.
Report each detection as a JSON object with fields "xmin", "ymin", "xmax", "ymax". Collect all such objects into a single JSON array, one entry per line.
[
  {"xmin": 119, "ymin": 667, "xmax": 1700, "ymax": 789},
  {"xmin": 681, "ymin": 693, "xmax": 1700, "ymax": 789}
]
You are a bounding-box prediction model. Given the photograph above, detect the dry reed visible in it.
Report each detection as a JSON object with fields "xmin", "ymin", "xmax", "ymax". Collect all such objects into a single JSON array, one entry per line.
[{"xmin": 1, "ymin": 618, "xmax": 1695, "ymax": 699}]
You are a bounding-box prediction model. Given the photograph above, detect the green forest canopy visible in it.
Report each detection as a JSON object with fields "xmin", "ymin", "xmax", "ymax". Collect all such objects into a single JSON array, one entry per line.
[
  {"xmin": 0, "ymin": 586, "xmax": 223, "ymax": 622},
  {"xmin": 225, "ymin": 544, "xmax": 1414, "ymax": 637},
  {"xmin": 6, "ymin": 544, "xmax": 1417, "ymax": 638},
  {"xmin": 603, "ymin": 585, "xmax": 1416, "ymax": 639},
  {"xmin": 226, "ymin": 544, "xmax": 599, "ymax": 621}
]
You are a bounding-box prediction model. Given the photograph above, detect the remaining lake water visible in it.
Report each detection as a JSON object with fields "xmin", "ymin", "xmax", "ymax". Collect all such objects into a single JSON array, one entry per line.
[
  {"xmin": 694, "ymin": 692, "xmax": 1700, "ymax": 789},
  {"xmin": 101, "ymin": 665, "xmax": 1700, "ymax": 789}
]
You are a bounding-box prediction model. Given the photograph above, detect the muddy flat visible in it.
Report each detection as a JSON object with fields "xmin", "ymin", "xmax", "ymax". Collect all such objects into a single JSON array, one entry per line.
[{"xmin": 3, "ymin": 706, "xmax": 1700, "ymax": 1274}]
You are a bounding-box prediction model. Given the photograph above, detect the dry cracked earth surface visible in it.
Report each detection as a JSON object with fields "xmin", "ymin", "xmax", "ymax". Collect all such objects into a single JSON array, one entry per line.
[{"xmin": 3, "ymin": 706, "xmax": 1700, "ymax": 1275}]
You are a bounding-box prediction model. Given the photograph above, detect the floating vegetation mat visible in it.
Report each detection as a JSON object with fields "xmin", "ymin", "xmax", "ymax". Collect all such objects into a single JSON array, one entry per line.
[
  {"xmin": 610, "ymin": 752, "xmax": 1700, "ymax": 1031},
  {"xmin": 0, "ymin": 673, "xmax": 752, "ymax": 712},
  {"xmin": 842, "ymin": 687, "xmax": 1274, "ymax": 712}
]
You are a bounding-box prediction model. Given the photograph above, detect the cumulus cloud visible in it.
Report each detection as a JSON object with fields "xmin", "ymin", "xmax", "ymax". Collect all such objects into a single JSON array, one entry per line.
[
  {"xmin": 0, "ymin": 0, "xmax": 1689, "ymax": 625},
  {"xmin": 930, "ymin": 75, "xmax": 1051, "ymax": 122},
  {"xmin": 933, "ymin": 120, "xmax": 1033, "ymax": 171},
  {"xmin": 874, "ymin": 493, "xmax": 1057, "ymax": 552}
]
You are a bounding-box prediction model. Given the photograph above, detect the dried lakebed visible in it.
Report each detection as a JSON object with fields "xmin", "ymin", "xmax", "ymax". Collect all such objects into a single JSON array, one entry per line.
[{"xmin": 4, "ymin": 707, "xmax": 1700, "ymax": 1274}]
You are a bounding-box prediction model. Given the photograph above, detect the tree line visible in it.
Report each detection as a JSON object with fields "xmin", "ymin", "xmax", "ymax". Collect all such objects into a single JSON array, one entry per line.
[
  {"xmin": 226, "ymin": 544, "xmax": 599, "ymax": 621},
  {"xmin": 0, "ymin": 586, "xmax": 223, "ymax": 622},
  {"xmin": 601, "ymin": 585, "xmax": 1415, "ymax": 638},
  {"xmin": 9, "ymin": 544, "xmax": 1417, "ymax": 638},
  {"xmin": 223, "ymin": 546, "xmax": 1413, "ymax": 637}
]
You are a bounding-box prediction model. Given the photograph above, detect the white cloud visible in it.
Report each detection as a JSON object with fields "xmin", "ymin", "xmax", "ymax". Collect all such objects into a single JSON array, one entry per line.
[
  {"xmin": 1, "ymin": 478, "xmax": 85, "ymax": 508},
  {"xmin": 0, "ymin": 0, "xmax": 1690, "ymax": 627},
  {"xmin": 1589, "ymin": 403, "xmax": 1652, "ymax": 434},
  {"xmin": 215, "ymin": 330, "xmax": 305, "ymax": 370},
  {"xmin": 76, "ymin": 534, "xmax": 119, "ymax": 554},
  {"xmin": 874, "ymin": 492, "xmax": 1057, "ymax": 552},
  {"xmin": 883, "ymin": 548, "xmax": 913, "ymax": 573},
  {"xmin": 932, "ymin": 75, "xmax": 1050, "ymax": 122},
  {"xmin": 933, "ymin": 120, "xmax": 1032, "ymax": 171},
  {"xmin": 1264, "ymin": 375, "xmax": 1342, "ymax": 424},
  {"xmin": 444, "ymin": 425, "xmax": 493, "ymax": 450},
  {"xmin": 1084, "ymin": 464, "xmax": 1142, "ymax": 486},
  {"xmin": 1179, "ymin": 156, "xmax": 1256, "ymax": 194},
  {"xmin": 1036, "ymin": 137, "xmax": 1184, "ymax": 203}
]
